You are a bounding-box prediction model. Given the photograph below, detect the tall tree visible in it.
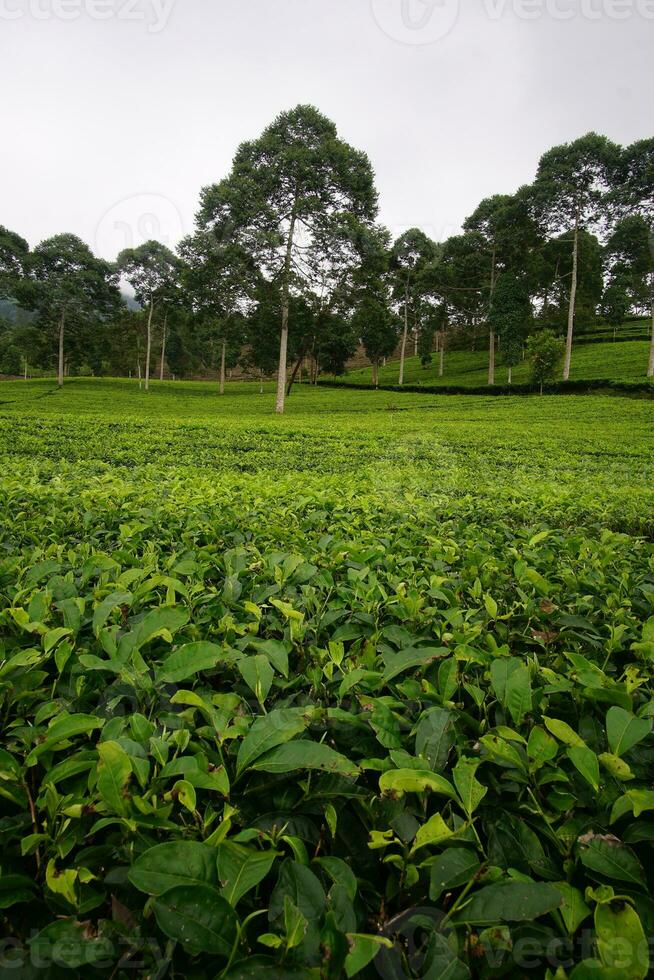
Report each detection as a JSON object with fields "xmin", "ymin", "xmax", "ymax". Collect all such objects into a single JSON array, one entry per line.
[
  {"xmin": 464, "ymin": 191, "xmax": 539, "ymax": 384},
  {"xmin": 431, "ymin": 232, "xmax": 488, "ymax": 350},
  {"xmin": 0, "ymin": 226, "xmax": 30, "ymax": 304},
  {"xmin": 489, "ymin": 274, "xmax": 532, "ymax": 384},
  {"xmin": 390, "ymin": 228, "xmax": 437, "ymax": 386},
  {"xmin": 353, "ymin": 293, "xmax": 396, "ymax": 388},
  {"xmin": 197, "ymin": 105, "xmax": 378, "ymax": 413},
  {"xmin": 117, "ymin": 241, "xmax": 180, "ymax": 391},
  {"xmin": 179, "ymin": 231, "xmax": 257, "ymax": 393},
  {"xmin": 615, "ymin": 140, "xmax": 654, "ymax": 375},
  {"xmin": 30, "ymin": 234, "xmax": 119, "ymax": 387},
  {"xmin": 531, "ymin": 133, "xmax": 620, "ymax": 380},
  {"xmin": 604, "ymin": 216, "xmax": 653, "ymax": 353}
]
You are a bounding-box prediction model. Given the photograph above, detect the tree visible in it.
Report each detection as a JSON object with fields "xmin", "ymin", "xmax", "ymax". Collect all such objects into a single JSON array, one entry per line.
[
  {"xmin": 117, "ymin": 241, "xmax": 180, "ymax": 391},
  {"xmin": 390, "ymin": 229, "xmax": 437, "ymax": 386},
  {"xmin": 464, "ymin": 190, "xmax": 540, "ymax": 384},
  {"xmin": 531, "ymin": 133, "xmax": 620, "ymax": 380},
  {"xmin": 607, "ymin": 210, "xmax": 654, "ymax": 375},
  {"xmin": 432, "ymin": 232, "xmax": 488, "ymax": 351},
  {"xmin": 489, "ymin": 274, "xmax": 532, "ymax": 384},
  {"xmin": 30, "ymin": 234, "xmax": 119, "ymax": 387},
  {"xmin": 618, "ymin": 139, "xmax": 654, "ymax": 376},
  {"xmin": 535, "ymin": 230, "xmax": 604, "ymax": 336},
  {"xmin": 601, "ymin": 281, "xmax": 630, "ymax": 341},
  {"xmin": 197, "ymin": 105, "xmax": 379, "ymax": 413},
  {"xmin": 353, "ymin": 293, "xmax": 396, "ymax": 388},
  {"xmin": 0, "ymin": 226, "xmax": 30, "ymax": 304},
  {"xmin": 526, "ymin": 330, "xmax": 565, "ymax": 394},
  {"xmin": 179, "ymin": 231, "xmax": 257, "ymax": 394}
]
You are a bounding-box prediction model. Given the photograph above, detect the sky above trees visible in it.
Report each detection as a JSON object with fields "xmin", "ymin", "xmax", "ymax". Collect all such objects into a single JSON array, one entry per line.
[{"xmin": 1, "ymin": 0, "xmax": 652, "ymax": 259}]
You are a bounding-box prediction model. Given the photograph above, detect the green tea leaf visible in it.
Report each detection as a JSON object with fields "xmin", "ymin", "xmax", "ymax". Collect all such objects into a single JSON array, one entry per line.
[
  {"xmin": 153, "ymin": 883, "xmax": 238, "ymax": 956},
  {"xmin": 217, "ymin": 842, "xmax": 277, "ymax": 906},
  {"xmin": 157, "ymin": 641, "xmax": 228, "ymax": 684},
  {"xmin": 454, "ymin": 880, "xmax": 562, "ymax": 924},
  {"xmin": 606, "ymin": 707, "xmax": 651, "ymax": 758},
  {"xmin": 252, "ymin": 742, "xmax": 359, "ymax": 778},
  {"xmin": 128, "ymin": 842, "xmax": 218, "ymax": 896}
]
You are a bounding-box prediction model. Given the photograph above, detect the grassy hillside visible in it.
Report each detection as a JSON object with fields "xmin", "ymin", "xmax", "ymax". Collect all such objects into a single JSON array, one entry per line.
[{"xmin": 334, "ymin": 338, "xmax": 653, "ymax": 388}]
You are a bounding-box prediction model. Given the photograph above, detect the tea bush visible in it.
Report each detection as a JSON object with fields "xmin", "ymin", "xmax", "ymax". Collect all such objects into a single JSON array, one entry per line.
[{"xmin": 0, "ymin": 380, "xmax": 653, "ymax": 978}]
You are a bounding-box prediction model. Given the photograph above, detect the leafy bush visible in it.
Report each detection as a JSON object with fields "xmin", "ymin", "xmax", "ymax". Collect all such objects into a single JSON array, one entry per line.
[{"xmin": 0, "ymin": 380, "xmax": 653, "ymax": 977}]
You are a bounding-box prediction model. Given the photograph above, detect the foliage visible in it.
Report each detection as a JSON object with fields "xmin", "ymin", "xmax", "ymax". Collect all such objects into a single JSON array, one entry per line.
[
  {"xmin": 489, "ymin": 273, "xmax": 532, "ymax": 369},
  {"xmin": 0, "ymin": 379, "xmax": 653, "ymax": 976},
  {"xmin": 197, "ymin": 103, "xmax": 379, "ymax": 411},
  {"xmin": 527, "ymin": 330, "xmax": 566, "ymax": 392}
]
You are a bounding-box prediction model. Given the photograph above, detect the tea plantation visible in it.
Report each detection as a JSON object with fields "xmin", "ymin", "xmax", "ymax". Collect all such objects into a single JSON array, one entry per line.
[{"xmin": 1, "ymin": 379, "xmax": 654, "ymax": 978}]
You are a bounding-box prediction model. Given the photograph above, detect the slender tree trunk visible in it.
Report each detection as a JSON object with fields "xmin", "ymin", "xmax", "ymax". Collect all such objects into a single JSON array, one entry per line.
[
  {"xmin": 488, "ymin": 244, "xmax": 497, "ymax": 386},
  {"xmin": 286, "ymin": 347, "xmax": 307, "ymax": 397},
  {"xmin": 159, "ymin": 314, "xmax": 167, "ymax": 382},
  {"xmin": 648, "ymin": 276, "xmax": 654, "ymax": 378},
  {"xmin": 276, "ymin": 208, "xmax": 298, "ymax": 414},
  {"xmin": 439, "ymin": 335, "xmax": 445, "ymax": 377},
  {"xmin": 220, "ymin": 337, "xmax": 227, "ymax": 395},
  {"xmin": 24, "ymin": 357, "xmax": 28, "ymax": 380},
  {"xmin": 414, "ymin": 329, "xmax": 418, "ymax": 356},
  {"xmin": 563, "ymin": 211, "xmax": 580, "ymax": 382},
  {"xmin": 145, "ymin": 296, "xmax": 154, "ymax": 391},
  {"xmin": 508, "ymin": 365, "xmax": 513, "ymax": 385},
  {"xmin": 57, "ymin": 311, "xmax": 65, "ymax": 388},
  {"xmin": 399, "ymin": 285, "xmax": 409, "ymax": 386},
  {"xmin": 372, "ymin": 361, "xmax": 379, "ymax": 389}
]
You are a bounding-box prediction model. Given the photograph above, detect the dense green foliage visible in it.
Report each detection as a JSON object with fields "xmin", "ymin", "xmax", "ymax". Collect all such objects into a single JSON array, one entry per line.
[
  {"xmin": 1, "ymin": 124, "xmax": 653, "ymax": 390},
  {"xmin": 0, "ymin": 380, "xmax": 653, "ymax": 976}
]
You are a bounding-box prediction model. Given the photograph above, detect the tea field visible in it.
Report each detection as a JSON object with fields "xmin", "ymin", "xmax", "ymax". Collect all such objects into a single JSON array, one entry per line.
[{"xmin": 1, "ymin": 379, "xmax": 654, "ymax": 978}]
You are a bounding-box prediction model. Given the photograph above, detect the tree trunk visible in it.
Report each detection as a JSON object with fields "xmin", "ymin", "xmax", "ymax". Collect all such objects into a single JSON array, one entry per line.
[
  {"xmin": 648, "ymin": 294, "xmax": 654, "ymax": 378},
  {"xmin": 488, "ymin": 330, "xmax": 496, "ymax": 386},
  {"xmin": 399, "ymin": 286, "xmax": 409, "ymax": 386},
  {"xmin": 439, "ymin": 333, "xmax": 445, "ymax": 377},
  {"xmin": 414, "ymin": 329, "xmax": 418, "ymax": 357},
  {"xmin": 220, "ymin": 337, "xmax": 227, "ymax": 395},
  {"xmin": 57, "ymin": 311, "xmax": 65, "ymax": 388},
  {"xmin": 286, "ymin": 348, "xmax": 307, "ymax": 396},
  {"xmin": 276, "ymin": 209, "xmax": 298, "ymax": 414},
  {"xmin": 563, "ymin": 212, "xmax": 579, "ymax": 382},
  {"xmin": 145, "ymin": 296, "xmax": 154, "ymax": 391},
  {"xmin": 372, "ymin": 361, "xmax": 379, "ymax": 389},
  {"xmin": 508, "ymin": 365, "xmax": 512, "ymax": 385},
  {"xmin": 488, "ymin": 244, "xmax": 497, "ymax": 386},
  {"xmin": 159, "ymin": 314, "xmax": 167, "ymax": 382},
  {"xmin": 23, "ymin": 358, "xmax": 28, "ymax": 380}
]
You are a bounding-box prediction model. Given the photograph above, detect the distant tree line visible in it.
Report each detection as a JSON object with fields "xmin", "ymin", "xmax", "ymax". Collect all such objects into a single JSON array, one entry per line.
[{"xmin": 1, "ymin": 108, "xmax": 653, "ymax": 410}]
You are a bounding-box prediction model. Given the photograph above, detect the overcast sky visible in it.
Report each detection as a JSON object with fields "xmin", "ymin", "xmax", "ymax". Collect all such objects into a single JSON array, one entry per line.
[{"xmin": 1, "ymin": 0, "xmax": 652, "ymax": 259}]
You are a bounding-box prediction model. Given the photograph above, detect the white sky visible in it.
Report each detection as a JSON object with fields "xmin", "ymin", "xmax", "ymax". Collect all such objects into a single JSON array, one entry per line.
[{"xmin": 1, "ymin": 0, "xmax": 652, "ymax": 259}]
